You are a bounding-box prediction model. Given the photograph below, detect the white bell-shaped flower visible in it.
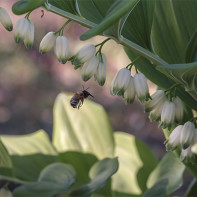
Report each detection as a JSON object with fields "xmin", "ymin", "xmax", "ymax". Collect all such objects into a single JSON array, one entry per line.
[
  {"xmin": 111, "ymin": 68, "xmax": 131, "ymax": 96},
  {"xmin": 73, "ymin": 44, "xmax": 96, "ymax": 66},
  {"xmin": 0, "ymin": 7, "xmax": 13, "ymax": 31},
  {"xmin": 24, "ymin": 19, "xmax": 34, "ymax": 49},
  {"xmin": 149, "ymin": 103, "xmax": 164, "ymax": 122},
  {"xmin": 124, "ymin": 76, "xmax": 135, "ymax": 104},
  {"xmin": 180, "ymin": 121, "xmax": 195, "ymax": 149},
  {"xmin": 54, "ymin": 36, "xmax": 70, "ymax": 64},
  {"xmin": 39, "ymin": 32, "xmax": 56, "ymax": 54},
  {"xmin": 14, "ymin": 18, "xmax": 29, "ymax": 43},
  {"xmin": 94, "ymin": 53, "xmax": 106, "ymax": 86},
  {"xmin": 173, "ymin": 96, "xmax": 184, "ymax": 123},
  {"xmin": 0, "ymin": 188, "xmax": 13, "ymax": 197},
  {"xmin": 160, "ymin": 100, "xmax": 176, "ymax": 128},
  {"xmin": 165, "ymin": 125, "xmax": 183, "ymax": 151},
  {"xmin": 145, "ymin": 90, "xmax": 166, "ymax": 112},
  {"xmin": 81, "ymin": 56, "xmax": 99, "ymax": 81},
  {"xmin": 134, "ymin": 73, "xmax": 150, "ymax": 103},
  {"xmin": 180, "ymin": 146, "xmax": 194, "ymax": 163}
]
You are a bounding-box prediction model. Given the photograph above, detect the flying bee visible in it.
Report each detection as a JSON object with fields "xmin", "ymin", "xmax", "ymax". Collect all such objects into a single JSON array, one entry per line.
[{"xmin": 70, "ymin": 87, "xmax": 94, "ymax": 109}]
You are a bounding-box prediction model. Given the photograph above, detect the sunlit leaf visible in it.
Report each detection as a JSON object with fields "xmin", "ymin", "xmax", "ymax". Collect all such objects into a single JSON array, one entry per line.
[
  {"xmin": 146, "ymin": 153, "xmax": 185, "ymax": 196},
  {"xmin": 0, "ymin": 130, "xmax": 59, "ymax": 181},
  {"xmin": 53, "ymin": 93, "xmax": 115, "ymax": 159},
  {"xmin": 112, "ymin": 132, "xmax": 158, "ymax": 196}
]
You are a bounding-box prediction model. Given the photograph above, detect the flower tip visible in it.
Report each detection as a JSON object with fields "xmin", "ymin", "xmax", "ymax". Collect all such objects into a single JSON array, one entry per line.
[
  {"xmin": 58, "ymin": 59, "xmax": 67, "ymax": 64},
  {"xmin": 6, "ymin": 24, "xmax": 13, "ymax": 31},
  {"xmin": 82, "ymin": 75, "xmax": 91, "ymax": 82}
]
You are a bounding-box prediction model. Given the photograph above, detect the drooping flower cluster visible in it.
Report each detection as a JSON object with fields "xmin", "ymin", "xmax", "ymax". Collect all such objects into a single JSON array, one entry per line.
[
  {"xmin": 165, "ymin": 121, "xmax": 197, "ymax": 163},
  {"xmin": 145, "ymin": 90, "xmax": 184, "ymax": 129},
  {"xmin": 14, "ymin": 17, "xmax": 34, "ymax": 49},
  {"xmin": 111, "ymin": 69, "xmax": 150, "ymax": 104}
]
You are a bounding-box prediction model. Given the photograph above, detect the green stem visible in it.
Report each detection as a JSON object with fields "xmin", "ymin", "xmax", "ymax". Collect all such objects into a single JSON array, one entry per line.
[
  {"xmin": 25, "ymin": 11, "xmax": 32, "ymax": 19},
  {"xmin": 55, "ymin": 19, "xmax": 72, "ymax": 35}
]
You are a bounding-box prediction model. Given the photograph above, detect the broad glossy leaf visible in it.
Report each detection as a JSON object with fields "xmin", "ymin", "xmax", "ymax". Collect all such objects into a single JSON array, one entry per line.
[
  {"xmin": 112, "ymin": 132, "xmax": 158, "ymax": 196},
  {"xmin": 0, "ymin": 140, "xmax": 13, "ymax": 177},
  {"xmin": 12, "ymin": 0, "xmax": 45, "ymax": 15},
  {"xmin": 125, "ymin": 48, "xmax": 197, "ymax": 111},
  {"xmin": 80, "ymin": 0, "xmax": 140, "ymax": 40},
  {"xmin": 151, "ymin": 0, "xmax": 197, "ymax": 64},
  {"xmin": 146, "ymin": 152, "xmax": 185, "ymax": 196},
  {"xmin": 0, "ymin": 130, "xmax": 59, "ymax": 181},
  {"xmin": 69, "ymin": 158, "xmax": 118, "ymax": 197},
  {"xmin": 14, "ymin": 163, "xmax": 76, "ymax": 197},
  {"xmin": 53, "ymin": 93, "xmax": 115, "ymax": 159}
]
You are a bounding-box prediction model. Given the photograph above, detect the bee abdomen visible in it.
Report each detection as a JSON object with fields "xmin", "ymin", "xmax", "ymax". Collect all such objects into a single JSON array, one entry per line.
[{"xmin": 70, "ymin": 98, "xmax": 79, "ymax": 108}]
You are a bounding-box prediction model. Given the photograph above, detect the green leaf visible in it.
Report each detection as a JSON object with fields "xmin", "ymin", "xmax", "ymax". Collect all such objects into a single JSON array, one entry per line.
[
  {"xmin": 0, "ymin": 140, "xmax": 13, "ymax": 177},
  {"xmin": 13, "ymin": 163, "xmax": 77, "ymax": 197},
  {"xmin": 151, "ymin": 0, "xmax": 197, "ymax": 64},
  {"xmin": 0, "ymin": 130, "xmax": 59, "ymax": 181},
  {"xmin": 47, "ymin": 0, "xmax": 77, "ymax": 15},
  {"xmin": 80, "ymin": 0, "xmax": 140, "ymax": 40},
  {"xmin": 112, "ymin": 132, "xmax": 158, "ymax": 196},
  {"xmin": 146, "ymin": 152, "xmax": 185, "ymax": 196},
  {"xmin": 53, "ymin": 93, "xmax": 115, "ymax": 159},
  {"xmin": 12, "ymin": 0, "xmax": 45, "ymax": 15},
  {"xmin": 59, "ymin": 151, "xmax": 98, "ymax": 188},
  {"xmin": 69, "ymin": 157, "xmax": 119, "ymax": 197},
  {"xmin": 121, "ymin": 0, "xmax": 156, "ymax": 50}
]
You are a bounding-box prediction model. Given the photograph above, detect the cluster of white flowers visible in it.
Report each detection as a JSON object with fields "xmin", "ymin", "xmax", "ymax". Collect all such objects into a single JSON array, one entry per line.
[
  {"xmin": 145, "ymin": 90, "xmax": 184, "ymax": 128},
  {"xmin": 165, "ymin": 121, "xmax": 197, "ymax": 162},
  {"xmin": 0, "ymin": 188, "xmax": 13, "ymax": 197},
  {"xmin": 111, "ymin": 68, "xmax": 150, "ymax": 104}
]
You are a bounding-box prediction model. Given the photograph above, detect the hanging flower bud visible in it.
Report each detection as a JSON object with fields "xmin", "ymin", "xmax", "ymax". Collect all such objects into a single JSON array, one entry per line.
[
  {"xmin": 165, "ymin": 125, "xmax": 183, "ymax": 151},
  {"xmin": 54, "ymin": 36, "xmax": 69, "ymax": 64},
  {"xmin": 149, "ymin": 103, "xmax": 164, "ymax": 122},
  {"xmin": 94, "ymin": 53, "xmax": 106, "ymax": 86},
  {"xmin": 173, "ymin": 96, "xmax": 184, "ymax": 123},
  {"xmin": 145, "ymin": 90, "xmax": 166, "ymax": 112},
  {"xmin": 72, "ymin": 44, "xmax": 96, "ymax": 68},
  {"xmin": 0, "ymin": 188, "xmax": 13, "ymax": 197},
  {"xmin": 180, "ymin": 121, "xmax": 195, "ymax": 149},
  {"xmin": 160, "ymin": 100, "xmax": 176, "ymax": 128},
  {"xmin": 0, "ymin": 7, "xmax": 13, "ymax": 31},
  {"xmin": 14, "ymin": 18, "xmax": 29, "ymax": 43},
  {"xmin": 134, "ymin": 73, "xmax": 150, "ymax": 103},
  {"xmin": 81, "ymin": 56, "xmax": 99, "ymax": 81},
  {"xmin": 111, "ymin": 68, "xmax": 130, "ymax": 96},
  {"xmin": 180, "ymin": 146, "xmax": 195, "ymax": 163},
  {"xmin": 124, "ymin": 76, "xmax": 135, "ymax": 104},
  {"xmin": 39, "ymin": 32, "xmax": 56, "ymax": 54},
  {"xmin": 24, "ymin": 20, "xmax": 34, "ymax": 49}
]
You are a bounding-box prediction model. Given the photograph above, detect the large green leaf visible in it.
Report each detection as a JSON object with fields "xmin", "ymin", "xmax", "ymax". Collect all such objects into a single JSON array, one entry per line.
[
  {"xmin": 151, "ymin": 0, "xmax": 197, "ymax": 64},
  {"xmin": 0, "ymin": 130, "xmax": 59, "ymax": 181},
  {"xmin": 112, "ymin": 132, "xmax": 158, "ymax": 197},
  {"xmin": 69, "ymin": 158, "xmax": 118, "ymax": 197},
  {"xmin": 80, "ymin": 0, "xmax": 140, "ymax": 40},
  {"xmin": 53, "ymin": 93, "xmax": 115, "ymax": 159},
  {"xmin": 13, "ymin": 163, "xmax": 77, "ymax": 197},
  {"xmin": 146, "ymin": 152, "xmax": 185, "ymax": 196}
]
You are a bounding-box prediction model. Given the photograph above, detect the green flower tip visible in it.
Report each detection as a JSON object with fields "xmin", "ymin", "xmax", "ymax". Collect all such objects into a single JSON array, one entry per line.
[
  {"xmin": 58, "ymin": 59, "xmax": 67, "ymax": 64},
  {"xmin": 6, "ymin": 24, "xmax": 13, "ymax": 31},
  {"xmin": 82, "ymin": 75, "xmax": 91, "ymax": 82},
  {"xmin": 182, "ymin": 143, "xmax": 190, "ymax": 150}
]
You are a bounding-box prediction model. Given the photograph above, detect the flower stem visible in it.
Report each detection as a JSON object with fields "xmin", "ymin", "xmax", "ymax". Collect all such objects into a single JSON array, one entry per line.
[
  {"xmin": 95, "ymin": 38, "xmax": 111, "ymax": 55},
  {"xmin": 55, "ymin": 19, "xmax": 72, "ymax": 35},
  {"xmin": 25, "ymin": 11, "xmax": 32, "ymax": 19}
]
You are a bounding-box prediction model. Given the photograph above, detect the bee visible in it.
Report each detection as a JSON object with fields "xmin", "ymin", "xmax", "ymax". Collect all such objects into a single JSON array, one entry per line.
[{"xmin": 70, "ymin": 87, "xmax": 94, "ymax": 109}]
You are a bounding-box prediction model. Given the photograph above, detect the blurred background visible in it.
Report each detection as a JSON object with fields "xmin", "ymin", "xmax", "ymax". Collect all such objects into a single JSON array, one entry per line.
[{"xmin": 0, "ymin": 1, "xmax": 191, "ymax": 195}]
